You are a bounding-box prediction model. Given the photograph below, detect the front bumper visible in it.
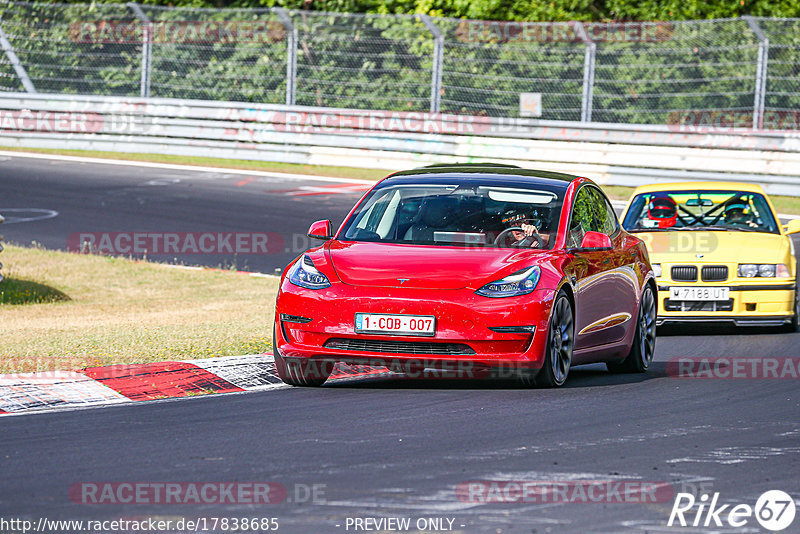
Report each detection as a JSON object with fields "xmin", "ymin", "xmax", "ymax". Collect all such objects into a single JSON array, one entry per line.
[
  {"xmin": 275, "ymin": 280, "xmax": 557, "ymax": 371},
  {"xmin": 655, "ymin": 283, "xmax": 795, "ymax": 326}
]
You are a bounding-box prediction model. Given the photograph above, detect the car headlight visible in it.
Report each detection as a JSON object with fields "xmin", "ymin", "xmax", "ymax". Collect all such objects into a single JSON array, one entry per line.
[
  {"xmin": 651, "ymin": 263, "xmax": 662, "ymax": 278},
  {"xmin": 758, "ymin": 264, "xmax": 776, "ymax": 278},
  {"xmin": 738, "ymin": 264, "xmax": 759, "ymax": 278},
  {"xmin": 288, "ymin": 255, "xmax": 331, "ymax": 289},
  {"xmin": 738, "ymin": 264, "xmax": 787, "ymax": 278},
  {"xmin": 476, "ymin": 266, "xmax": 541, "ymax": 298}
]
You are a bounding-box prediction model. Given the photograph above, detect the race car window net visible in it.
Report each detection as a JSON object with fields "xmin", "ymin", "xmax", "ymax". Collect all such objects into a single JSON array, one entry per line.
[
  {"xmin": 621, "ymin": 191, "xmax": 780, "ymax": 234},
  {"xmin": 340, "ymin": 183, "xmax": 565, "ymax": 249}
]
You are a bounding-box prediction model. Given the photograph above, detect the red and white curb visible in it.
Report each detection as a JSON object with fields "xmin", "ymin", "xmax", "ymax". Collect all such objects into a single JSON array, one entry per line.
[{"xmin": 0, "ymin": 355, "xmax": 393, "ymax": 415}]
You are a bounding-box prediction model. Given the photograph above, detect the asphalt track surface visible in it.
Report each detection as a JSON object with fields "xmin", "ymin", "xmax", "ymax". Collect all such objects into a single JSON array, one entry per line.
[
  {"xmin": 0, "ymin": 153, "xmax": 365, "ymax": 273},
  {"xmin": 2, "ymin": 153, "xmax": 800, "ymax": 533}
]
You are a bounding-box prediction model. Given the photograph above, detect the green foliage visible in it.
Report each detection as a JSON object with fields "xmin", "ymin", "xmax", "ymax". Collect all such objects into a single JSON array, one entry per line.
[
  {"xmin": 1, "ymin": 2, "xmax": 797, "ymax": 124},
  {"xmin": 50, "ymin": 0, "xmax": 800, "ymax": 20}
]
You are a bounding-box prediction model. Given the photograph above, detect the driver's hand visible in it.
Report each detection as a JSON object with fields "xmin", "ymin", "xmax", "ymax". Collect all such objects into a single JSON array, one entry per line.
[{"xmin": 521, "ymin": 223, "xmax": 538, "ymax": 236}]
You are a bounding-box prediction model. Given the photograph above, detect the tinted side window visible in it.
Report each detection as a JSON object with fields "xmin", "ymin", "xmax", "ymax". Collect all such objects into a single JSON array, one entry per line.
[
  {"xmin": 569, "ymin": 187, "xmax": 594, "ymax": 247},
  {"xmin": 590, "ymin": 188, "xmax": 619, "ymax": 236}
]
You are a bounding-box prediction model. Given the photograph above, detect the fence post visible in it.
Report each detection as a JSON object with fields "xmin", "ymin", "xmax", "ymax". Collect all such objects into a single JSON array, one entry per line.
[
  {"xmin": 127, "ymin": 2, "xmax": 152, "ymax": 98},
  {"xmin": 420, "ymin": 14, "xmax": 444, "ymax": 113},
  {"xmin": 0, "ymin": 16, "xmax": 36, "ymax": 93},
  {"xmin": 744, "ymin": 16, "xmax": 768, "ymax": 130},
  {"xmin": 274, "ymin": 8, "xmax": 297, "ymax": 106},
  {"xmin": 575, "ymin": 23, "xmax": 595, "ymax": 123}
]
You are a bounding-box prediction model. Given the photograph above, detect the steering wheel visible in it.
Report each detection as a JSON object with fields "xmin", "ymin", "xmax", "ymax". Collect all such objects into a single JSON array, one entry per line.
[{"xmin": 494, "ymin": 226, "xmax": 543, "ymax": 248}]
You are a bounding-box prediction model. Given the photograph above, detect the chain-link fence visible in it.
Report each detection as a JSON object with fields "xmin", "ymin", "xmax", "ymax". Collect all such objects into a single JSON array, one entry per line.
[{"xmin": 0, "ymin": 2, "xmax": 798, "ymax": 127}]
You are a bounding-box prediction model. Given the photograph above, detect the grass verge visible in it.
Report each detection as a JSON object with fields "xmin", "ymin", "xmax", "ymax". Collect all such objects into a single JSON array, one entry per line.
[
  {"xmin": 2, "ymin": 146, "xmax": 798, "ymax": 214},
  {"xmin": 0, "ymin": 243, "xmax": 277, "ymax": 374}
]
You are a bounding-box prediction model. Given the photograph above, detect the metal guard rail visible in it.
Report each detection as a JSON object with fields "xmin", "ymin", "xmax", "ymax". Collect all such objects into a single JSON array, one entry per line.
[{"xmin": 0, "ymin": 92, "xmax": 799, "ymax": 196}]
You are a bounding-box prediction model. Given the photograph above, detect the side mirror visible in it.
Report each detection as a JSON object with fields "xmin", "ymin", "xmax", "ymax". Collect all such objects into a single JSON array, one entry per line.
[
  {"xmin": 307, "ymin": 220, "xmax": 333, "ymax": 241},
  {"xmin": 574, "ymin": 231, "xmax": 613, "ymax": 252},
  {"xmin": 784, "ymin": 219, "xmax": 800, "ymax": 235}
]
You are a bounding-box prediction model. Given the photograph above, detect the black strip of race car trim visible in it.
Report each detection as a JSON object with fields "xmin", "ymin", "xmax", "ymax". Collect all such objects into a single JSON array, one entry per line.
[
  {"xmin": 280, "ymin": 313, "xmax": 313, "ymax": 323},
  {"xmin": 656, "ymin": 316, "xmax": 791, "ymax": 327},
  {"xmin": 658, "ymin": 284, "xmax": 795, "ymax": 292}
]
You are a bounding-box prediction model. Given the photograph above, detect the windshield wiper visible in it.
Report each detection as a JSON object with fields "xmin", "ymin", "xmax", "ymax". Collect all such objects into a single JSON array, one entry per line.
[
  {"xmin": 664, "ymin": 225, "xmax": 730, "ymax": 231},
  {"xmin": 703, "ymin": 225, "xmax": 763, "ymax": 232}
]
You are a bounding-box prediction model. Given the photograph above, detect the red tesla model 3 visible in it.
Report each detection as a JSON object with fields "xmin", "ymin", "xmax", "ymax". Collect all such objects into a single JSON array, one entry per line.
[{"xmin": 274, "ymin": 164, "xmax": 657, "ymax": 387}]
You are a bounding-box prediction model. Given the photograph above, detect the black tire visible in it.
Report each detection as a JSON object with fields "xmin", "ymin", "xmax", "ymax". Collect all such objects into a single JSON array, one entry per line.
[
  {"xmin": 527, "ymin": 291, "xmax": 574, "ymax": 388},
  {"xmin": 273, "ymin": 331, "xmax": 332, "ymax": 387},
  {"xmin": 607, "ymin": 284, "xmax": 657, "ymax": 374}
]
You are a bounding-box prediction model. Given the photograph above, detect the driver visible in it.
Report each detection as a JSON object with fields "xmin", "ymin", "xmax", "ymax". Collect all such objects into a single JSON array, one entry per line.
[
  {"xmin": 646, "ymin": 195, "xmax": 677, "ymax": 229},
  {"xmin": 723, "ymin": 200, "xmax": 757, "ymax": 228},
  {"xmin": 501, "ymin": 212, "xmax": 547, "ymax": 248}
]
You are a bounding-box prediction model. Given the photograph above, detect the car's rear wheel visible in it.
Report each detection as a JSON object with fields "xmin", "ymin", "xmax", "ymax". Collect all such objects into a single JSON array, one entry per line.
[
  {"xmin": 273, "ymin": 331, "xmax": 333, "ymax": 387},
  {"xmin": 607, "ymin": 284, "xmax": 656, "ymax": 374},
  {"xmin": 524, "ymin": 291, "xmax": 573, "ymax": 388}
]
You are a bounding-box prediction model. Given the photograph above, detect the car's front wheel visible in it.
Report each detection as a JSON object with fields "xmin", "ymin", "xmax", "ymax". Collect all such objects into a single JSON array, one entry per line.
[
  {"xmin": 273, "ymin": 331, "xmax": 333, "ymax": 386},
  {"xmin": 525, "ymin": 291, "xmax": 573, "ymax": 388},
  {"xmin": 607, "ymin": 284, "xmax": 656, "ymax": 374}
]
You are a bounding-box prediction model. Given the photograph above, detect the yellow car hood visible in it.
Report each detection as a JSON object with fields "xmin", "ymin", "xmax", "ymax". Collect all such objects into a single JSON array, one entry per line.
[{"xmin": 637, "ymin": 230, "xmax": 793, "ymax": 265}]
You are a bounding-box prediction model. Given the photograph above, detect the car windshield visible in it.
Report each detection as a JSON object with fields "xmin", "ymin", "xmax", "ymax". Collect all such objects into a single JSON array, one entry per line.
[
  {"xmin": 340, "ymin": 181, "xmax": 566, "ymax": 249},
  {"xmin": 622, "ymin": 190, "xmax": 780, "ymax": 234}
]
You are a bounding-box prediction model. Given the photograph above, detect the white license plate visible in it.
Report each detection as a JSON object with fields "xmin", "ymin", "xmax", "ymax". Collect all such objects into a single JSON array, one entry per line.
[
  {"xmin": 355, "ymin": 313, "xmax": 435, "ymax": 336},
  {"xmin": 670, "ymin": 287, "xmax": 730, "ymax": 301}
]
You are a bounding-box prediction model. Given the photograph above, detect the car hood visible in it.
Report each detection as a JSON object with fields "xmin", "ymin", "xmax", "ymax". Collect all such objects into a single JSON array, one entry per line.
[
  {"xmin": 327, "ymin": 241, "xmax": 545, "ymax": 289},
  {"xmin": 637, "ymin": 230, "xmax": 791, "ymax": 264}
]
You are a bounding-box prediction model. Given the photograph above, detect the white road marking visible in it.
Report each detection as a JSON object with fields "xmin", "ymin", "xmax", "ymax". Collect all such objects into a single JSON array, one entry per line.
[
  {"xmin": 143, "ymin": 178, "xmax": 182, "ymax": 186},
  {"xmin": 0, "ymin": 208, "xmax": 59, "ymax": 224},
  {"xmin": 669, "ymin": 446, "xmax": 800, "ymax": 465},
  {"xmin": 619, "ymin": 520, "xmax": 755, "ymax": 533},
  {"xmin": 0, "ymin": 150, "xmax": 376, "ymax": 185}
]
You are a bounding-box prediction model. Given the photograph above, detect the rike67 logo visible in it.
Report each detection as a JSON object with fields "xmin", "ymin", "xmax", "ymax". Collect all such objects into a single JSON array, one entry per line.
[{"xmin": 668, "ymin": 490, "xmax": 796, "ymax": 531}]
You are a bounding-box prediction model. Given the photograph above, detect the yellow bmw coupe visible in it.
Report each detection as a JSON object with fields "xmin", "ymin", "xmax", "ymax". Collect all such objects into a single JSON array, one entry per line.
[{"xmin": 620, "ymin": 182, "xmax": 799, "ymax": 329}]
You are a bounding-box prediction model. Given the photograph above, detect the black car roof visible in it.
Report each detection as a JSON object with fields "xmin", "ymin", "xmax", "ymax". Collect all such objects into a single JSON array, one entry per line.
[{"xmin": 383, "ymin": 164, "xmax": 578, "ymax": 190}]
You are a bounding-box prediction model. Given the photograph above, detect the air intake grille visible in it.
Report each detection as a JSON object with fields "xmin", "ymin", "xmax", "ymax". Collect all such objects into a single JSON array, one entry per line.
[
  {"xmin": 323, "ymin": 338, "xmax": 475, "ymax": 355},
  {"xmin": 671, "ymin": 265, "xmax": 698, "ymax": 282},
  {"xmin": 701, "ymin": 265, "xmax": 728, "ymax": 282}
]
